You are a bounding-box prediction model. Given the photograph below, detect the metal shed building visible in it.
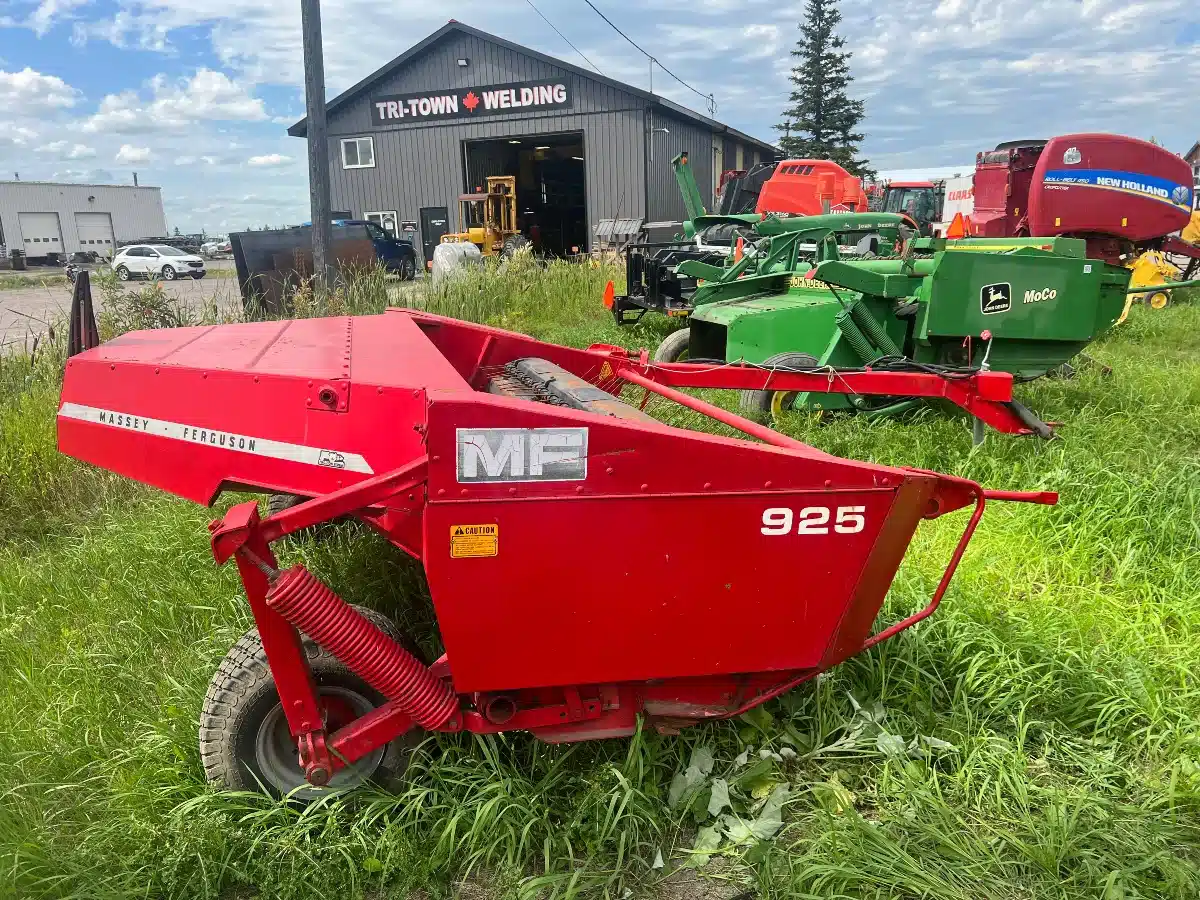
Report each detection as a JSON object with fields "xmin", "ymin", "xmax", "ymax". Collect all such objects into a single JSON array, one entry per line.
[
  {"xmin": 0, "ymin": 181, "xmax": 167, "ymax": 261},
  {"xmin": 289, "ymin": 21, "xmax": 775, "ymax": 263}
]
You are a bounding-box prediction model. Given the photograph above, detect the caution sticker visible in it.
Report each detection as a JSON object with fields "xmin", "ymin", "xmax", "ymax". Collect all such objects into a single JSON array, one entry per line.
[{"xmin": 450, "ymin": 524, "xmax": 498, "ymax": 558}]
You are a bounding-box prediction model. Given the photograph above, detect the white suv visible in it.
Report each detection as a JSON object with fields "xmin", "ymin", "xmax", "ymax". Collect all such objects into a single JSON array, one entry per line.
[{"xmin": 112, "ymin": 244, "xmax": 207, "ymax": 281}]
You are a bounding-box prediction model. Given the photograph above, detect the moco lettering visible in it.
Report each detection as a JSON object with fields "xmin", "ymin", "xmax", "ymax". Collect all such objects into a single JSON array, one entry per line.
[{"xmin": 1023, "ymin": 287, "xmax": 1058, "ymax": 304}]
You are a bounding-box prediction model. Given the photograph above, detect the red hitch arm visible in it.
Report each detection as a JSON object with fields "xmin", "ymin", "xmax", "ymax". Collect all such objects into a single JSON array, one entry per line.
[
  {"xmin": 861, "ymin": 483, "xmax": 1057, "ymax": 650},
  {"xmin": 603, "ymin": 353, "xmax": 1043, "ymax": 436}
]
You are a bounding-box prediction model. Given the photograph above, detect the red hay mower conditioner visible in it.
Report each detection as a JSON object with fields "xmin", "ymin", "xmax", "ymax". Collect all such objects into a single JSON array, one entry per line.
[{"xmin": 57, "ymin": 309, "xmax": 1056, "ymax": 795}]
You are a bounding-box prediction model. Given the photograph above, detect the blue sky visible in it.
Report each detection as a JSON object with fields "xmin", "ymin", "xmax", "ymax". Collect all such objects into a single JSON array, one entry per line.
[{"xmin": 2, "ymin": 0, "xmax": 1197, "ymax": 234}]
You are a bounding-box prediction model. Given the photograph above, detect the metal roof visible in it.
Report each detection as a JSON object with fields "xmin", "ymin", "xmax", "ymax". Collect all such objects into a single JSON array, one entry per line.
[
  {"xmin": 0, "ymin": 180, "xmax": 160, "ymax": 190},
  {"xmin": 288, "ymin": 20, "xmax": 777, "ymax": 157}
]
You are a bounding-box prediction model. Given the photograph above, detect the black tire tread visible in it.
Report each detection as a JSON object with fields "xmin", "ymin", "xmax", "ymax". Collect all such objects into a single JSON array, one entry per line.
[
  {"xmin": 653, "ymin": 328, "xmax": 691, "ymax": 363},
  {"xmin": 199, "ymin": 608, "xmax": 415, "ymax": 794},
  {"xmin": 738, "ymin": 352, "xmax": 821, "ymax": 422}
]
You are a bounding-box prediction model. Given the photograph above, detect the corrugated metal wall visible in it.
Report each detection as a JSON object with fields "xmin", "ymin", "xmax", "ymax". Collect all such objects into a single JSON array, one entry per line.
[
  {"xmin": 323, "ymin": 31, "xmax": 649, "ymax": 257},
  {"xmin": 645, "ymin": 109, "xmax": 715, "ymax": 224},
  {"xmin": 0, "ymin": 182, "xmax": 167, "ymax": 256}
]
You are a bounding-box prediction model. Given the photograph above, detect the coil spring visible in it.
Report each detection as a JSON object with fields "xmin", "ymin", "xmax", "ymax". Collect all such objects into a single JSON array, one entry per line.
[
  {"xmin": 848, "ymin": 300, "xmax": 902, "ymax": 358},
  {"xmin": 266, "ymin": 565, "xmax": 457, "ymax": 730},
  {"xmin": 835, "ymin": 309, "xmax": 877, "ymax": 363}
]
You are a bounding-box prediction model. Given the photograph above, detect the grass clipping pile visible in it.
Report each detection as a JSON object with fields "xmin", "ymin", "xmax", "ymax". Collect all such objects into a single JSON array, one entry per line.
[{"xmin": 2, "ymin": 268, "xmax": 1200, "ymax": 899}]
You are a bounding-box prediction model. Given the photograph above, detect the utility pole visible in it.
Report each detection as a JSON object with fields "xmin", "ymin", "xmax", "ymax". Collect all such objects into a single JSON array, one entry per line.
[{"xmin": 301, "ymin": 0, "xmax": 333, "ymax": 290}]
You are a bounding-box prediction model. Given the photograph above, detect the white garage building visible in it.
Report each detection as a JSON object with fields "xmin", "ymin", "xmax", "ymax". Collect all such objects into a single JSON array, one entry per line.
[{"xmin": 0, "ymin": 181, "xmax": 168, "ymax": 262}]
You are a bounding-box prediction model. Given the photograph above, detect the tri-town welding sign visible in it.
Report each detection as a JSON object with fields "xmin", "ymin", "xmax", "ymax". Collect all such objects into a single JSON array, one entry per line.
[{"xmin": 370, "ymin": 79, "xmax": 572, "ymax": 126}]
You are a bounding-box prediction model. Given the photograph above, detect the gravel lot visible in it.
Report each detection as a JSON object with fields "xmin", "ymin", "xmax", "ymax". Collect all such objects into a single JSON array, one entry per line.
[
  {"xmin": 0, "ymin": 259, "xmax": 420, "ymax": 349},
  {"xmin": 0, "ymin": 259, "xmax": 241, "ymax": 349}
]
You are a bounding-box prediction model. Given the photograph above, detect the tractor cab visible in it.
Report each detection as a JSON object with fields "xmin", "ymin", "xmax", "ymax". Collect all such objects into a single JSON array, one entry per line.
[
  {"xmin": 442, "ymin": 175, "xmax": 527, "ymax": 256},
  {"xmin": 881, "ymin": 182, "xmax": 943, "ymax": 235}
]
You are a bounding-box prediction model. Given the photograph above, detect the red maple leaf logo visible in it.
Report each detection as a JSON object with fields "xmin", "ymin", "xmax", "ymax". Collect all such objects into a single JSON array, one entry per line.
[{"xmin": 463, "ymin": 91, "xmax": 480, "ymax": 112}]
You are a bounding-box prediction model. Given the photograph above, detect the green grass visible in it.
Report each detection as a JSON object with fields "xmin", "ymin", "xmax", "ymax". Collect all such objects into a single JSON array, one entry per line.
[
  {"xmin": 2, "ymin": 264, "xmax": 1200, "ymax": 898},
  {"xmin": 0, "ymin": 273, "xmax": 69, "ymax": 291}
]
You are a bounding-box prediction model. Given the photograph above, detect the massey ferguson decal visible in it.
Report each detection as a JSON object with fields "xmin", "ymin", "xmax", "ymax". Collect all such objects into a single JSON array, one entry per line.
[
  {"xmin": 371, "ymin": 79, "xmax": 572, "ymax": 125},
  {"xmin": 57, "ymin": 402, "xmax": 375, "ymax": 474}
]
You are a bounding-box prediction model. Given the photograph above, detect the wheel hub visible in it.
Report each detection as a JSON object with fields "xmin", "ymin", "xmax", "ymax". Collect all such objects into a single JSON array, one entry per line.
[{"xmin": 255, "ymin": 686, "xmax": 384, "ymax": 797}]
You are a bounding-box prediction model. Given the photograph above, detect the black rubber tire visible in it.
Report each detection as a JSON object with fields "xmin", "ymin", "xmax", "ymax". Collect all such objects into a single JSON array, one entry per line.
[
  {"xmin": 161, "ymin": 265, "xmax": 177, "ymax": 281},
  {"xmin": 199, "ymin": 609, "xmax": 422, "ymax": 799},
  {"xmin": 115, "ymin": 265, "xmax": 130, "ymax": 281},
  {"xmin": 653, "ymin": 328, "xmax": 691, "ymax": 363},
  {"xmin": 399, "ymin": 256, "xmax": 416, "ymax": 281},
  {"xmin": 267, "ymin": 493, "xmax": 305, "ymax": 518},
  {"xmin": 738, "ymin": 352, "xmax": 821, "ymax": 423},
  {"xmin": 501, "ymin": 234, "xmax": 530, "ymax": 258}
]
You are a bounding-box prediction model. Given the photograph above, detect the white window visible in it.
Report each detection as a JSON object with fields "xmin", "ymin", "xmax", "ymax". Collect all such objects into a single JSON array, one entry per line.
[
  {"xmin": 366, "ymin": 210, "xmax": 398, "ymax": 236},
  {"xmin": 341, "ymin": 137, "xmax": 375, "ymax": 169}
]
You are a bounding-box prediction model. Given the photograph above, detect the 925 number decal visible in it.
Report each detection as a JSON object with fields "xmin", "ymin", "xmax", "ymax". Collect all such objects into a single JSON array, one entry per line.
[{"xmin": 761, "ymin": 505, "xmax": 866, "ymax": 536}]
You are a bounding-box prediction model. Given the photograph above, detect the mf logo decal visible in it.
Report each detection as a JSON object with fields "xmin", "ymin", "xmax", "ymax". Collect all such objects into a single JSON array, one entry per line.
[
  {"xmin": 456, "ymin": 428, "xmax": 587, "ymax": 483},
  {"xmin": 1023, "ymin": 287, "xmax": 1058, "ymax": 305},
  {"xmin": 980, "ymin": 282, "xmax": 1012, "ymax": 315}
]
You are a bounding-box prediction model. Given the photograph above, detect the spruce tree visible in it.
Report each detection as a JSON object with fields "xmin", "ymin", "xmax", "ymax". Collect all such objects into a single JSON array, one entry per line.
[{"xmin": 777, "ymin": 0, "xmax": 873, "ymax": 177}]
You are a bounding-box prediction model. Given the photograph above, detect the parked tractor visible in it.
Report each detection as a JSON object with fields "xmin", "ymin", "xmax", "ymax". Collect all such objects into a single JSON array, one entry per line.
[
  {"xmin": 875, "ymin": 175, "xmax": 973, "ymax": 237},
  {"xmin": 441, "ymin": 175, "xmax": 529, "ymax": 257}
]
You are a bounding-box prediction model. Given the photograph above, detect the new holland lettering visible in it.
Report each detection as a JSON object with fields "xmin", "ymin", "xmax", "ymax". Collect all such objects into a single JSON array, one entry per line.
[{"xmin": 370, "ymin": 79, "xmax": 572, "ymax": 126}]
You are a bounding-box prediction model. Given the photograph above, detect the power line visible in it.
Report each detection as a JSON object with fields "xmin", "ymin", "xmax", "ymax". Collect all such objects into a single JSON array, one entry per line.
[
  {"xmin": 525, "ymin": 0, "xmax": 604, "ymax": 75},
  {"xmin": 579, "ymin": 0, "xmax": 715, "ymax": 115}
]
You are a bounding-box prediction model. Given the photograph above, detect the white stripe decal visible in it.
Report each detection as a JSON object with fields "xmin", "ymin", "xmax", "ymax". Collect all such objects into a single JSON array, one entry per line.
[{"xmin": 58, "ymin": 402, "xmax": 374, "ymax": 475}]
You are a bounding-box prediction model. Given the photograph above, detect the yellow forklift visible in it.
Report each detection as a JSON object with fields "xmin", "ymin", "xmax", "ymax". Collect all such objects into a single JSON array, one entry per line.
[{"xmin": 441, "ymin": 175, "xmax": 529, "ymax": 257}]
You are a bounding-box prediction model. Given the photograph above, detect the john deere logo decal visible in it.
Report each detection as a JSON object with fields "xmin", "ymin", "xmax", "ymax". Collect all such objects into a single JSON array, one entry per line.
[{"xmin": 981, "ymin": 282, "xmax": 1011, "ymax": 315}]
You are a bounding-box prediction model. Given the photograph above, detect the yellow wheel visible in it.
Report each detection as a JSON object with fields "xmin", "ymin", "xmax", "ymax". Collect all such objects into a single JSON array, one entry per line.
[
  {"xmin": 739, "ymin": 352, "xmax": 819, "ymax": 424},
  {"xmin": 1148, "ymin": 291, "xmax": 1170, "ymax": 310},
  {"xmin": 769, "ymin": 389, "xmax": 800, "ymax": 424}
]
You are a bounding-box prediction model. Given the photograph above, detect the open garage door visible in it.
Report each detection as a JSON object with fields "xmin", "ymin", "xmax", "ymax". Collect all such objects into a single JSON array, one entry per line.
[
  {"xmin": 18, "ymin": 212, "xmax": 64, "ymax": 259},
  {"xmin": 75, "ymin": 212, "xmax": 116, "ymax": 257},
  {"xmin": 463, "ymin": 132, "xmax": 587, "ymax": 256}
]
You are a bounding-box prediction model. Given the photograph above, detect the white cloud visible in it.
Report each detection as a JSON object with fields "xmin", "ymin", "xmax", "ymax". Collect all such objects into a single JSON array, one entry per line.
[
  {"xmin": 0, "ymin": 67, "xmax": 81, "ymax": 111},
  {"xmin": 0, "ymin": 125, "xmax": 39, "ymax": 147},
  {"xmin": 82, "ymin": 68, "xmax": 267, "ymax": 134},
  {"xmin": 38, "ymin": 140, "xmax": 97, "ymax": 159},
  {"xmin": 247, "ymin": 153, "xmax": 292, "ymax": 166},
  {"xmin": 27, "ymin": 0, "xmax": 90, "ymax": 35},
  {"xmin": 22, "ymin": 0, "xmax": 1199, "ymax": 231},
  {"xmin": 115, "ymin": 144, "xmax": 152, "ymax": 164}
]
